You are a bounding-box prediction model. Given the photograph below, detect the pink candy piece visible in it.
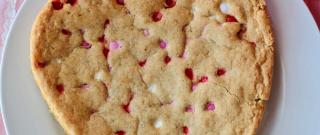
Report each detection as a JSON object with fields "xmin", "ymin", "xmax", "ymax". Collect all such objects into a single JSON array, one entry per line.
[
  {"xmin": 192, "ymin": 83, "xmax": 198, "ymax": 91},
  {"xmin": 206, "ymin": 102, "xmax": 216, "ymax": 111},
  {"xmin": 104, "ymin": 19, "xmax": 110, "ymax": 29},
  {"xmin": 169, "ymin": 100, "xmax": 176, "ymax": 106},
  {"xmin": 143, "ymin": 29, "xmax": 150, "ymax": 36},
  {"xmin": 81, "ymin": 40, "xmax": 92, "ymax": 49},
  {"xmin": 109, "ymin": 40, "xmax": 122, "ymax": 51},
  {"xmin": 179, "ymin": 51, "xmax": 187, "ymax": 59},
  {"xmin": 160, "ymin": 39, "xmax": 167, "ymax": 49},
  {"xmin": 185, "ymin": 105, "xmax": 194, "ymax": 112},
  {"xmin": 80, "ymin": 83, "xmax": 90, "ymax": 90}
]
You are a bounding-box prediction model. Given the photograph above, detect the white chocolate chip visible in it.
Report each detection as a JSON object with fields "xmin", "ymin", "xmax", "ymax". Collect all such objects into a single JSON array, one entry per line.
[
  {"xmin": 56, "ymin": 59, "xmax": 62, "ymax": 64},
  {"xmin": 154, "ymin": 119, "xmax": 163, "ymax": 128},
  {"xmin": 220, "ymin": 3, "xmax": 229, "ymax": 14},
  {"xmin": 69, "ymin": 131, "xmax": 76, "ymax": 135},
  {"xmin": 94, "ymin": 70, "xmax": 105, "ymax": 81},
  {"xmin": 192, "ymin": 5, "xmax": 199, "ymax": 14},
  {"xmin": 148, "ymin": 84, "xmax": 157, "ymax": 93},
  {"xmin": 170, "ymin": 100, "xmax": 176, "ymax": 106}
]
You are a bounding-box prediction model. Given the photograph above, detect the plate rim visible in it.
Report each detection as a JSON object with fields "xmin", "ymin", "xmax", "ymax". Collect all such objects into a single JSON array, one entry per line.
[{"xmin": 0, "ymin": 0, "xmax": 28, "ymax": 135}]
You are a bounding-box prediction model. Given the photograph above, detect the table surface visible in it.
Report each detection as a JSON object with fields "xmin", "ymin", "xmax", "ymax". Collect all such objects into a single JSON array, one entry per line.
[{"xmin": 0, "ymin": 0, "xmax": 319, "ymax": 135}]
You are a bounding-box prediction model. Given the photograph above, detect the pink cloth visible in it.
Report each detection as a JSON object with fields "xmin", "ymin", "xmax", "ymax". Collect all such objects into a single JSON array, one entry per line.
[
  {"xmin": 305, "ymin": 0, "xmax": 320, "ymax": 30},
  {"xmin": 0, "ymin": 0, "xmax": 318, "ymax": 135}
]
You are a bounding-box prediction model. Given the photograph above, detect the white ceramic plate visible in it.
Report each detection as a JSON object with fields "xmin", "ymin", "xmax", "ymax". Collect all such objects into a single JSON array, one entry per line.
[{"xmin": 1, "ymin": 0, "xmax": 320, "ymax": 135}]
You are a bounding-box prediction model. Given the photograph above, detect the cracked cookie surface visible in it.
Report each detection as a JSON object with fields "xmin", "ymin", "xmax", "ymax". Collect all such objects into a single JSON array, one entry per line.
[{"xmin": 30, "ymin": 0, "xmax": 274, "ymax": 135}]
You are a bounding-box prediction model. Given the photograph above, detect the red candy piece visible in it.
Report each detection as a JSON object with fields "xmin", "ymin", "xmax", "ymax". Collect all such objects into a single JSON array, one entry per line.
[
  {"xmin": 250, "ymin": 42, "xmax": 256, "ymax": 48},
  {"xmin": 183, "ymin": 126, "xmax": 189, "ymax": 134},
  {"xmin": 216, "ymin": 68, "xmax": 226, "ymax": 76},
  {"xmin": 122, "ymin": 94, "xmax": 134, "ymax": 113},
  {"xmin": 226, "ymin": 15, "xmax": 238, "ymax": 22},
  {"xmin": 89, "ymin": 109, "xmax": 97, "ymax": 115},
  {"xmin": 61, "ymin": 29, "xmax": 72, "ymax": 35},
  {"xmin": 56, "ymin": 84, "xmax": 64, "ymax": 94},
  {"xmin": 164, "ymin": 56, "xmax": 171, "ymax": 64},
  {"xmin": 103, "ymin": 47, "xmax": 110, "ymax": 59},
  {"xmin": 139, "ymin": 60, "xmax": 147, "ymax": 67},
  {"xmin": 66, "ymin": 0, "xmax": 77, "ymax": 6},
  {"xmin": 98, "ymin": 35, "xmax": 105, "ymax": 43},
  {"xmin": 115, "ymin": 130, "xmax": 126, "ymax": 135},
  {"xmin": 116, "ymin": 0, "xmax": 125, "ymax": 5},
  {"xmin": 185, "ymin": 68, "xmax": 194, "ymax": 80},
  {"xmin": 165, "ymin": 0, "xmax": 176, "ymax": 8},
  {"xmin": 35, "ymin": 62, "xmax": 47, "ymax": 68},
  {"xmin": 199, "ymin": 76, "xmax": 208, "ymax": 83},
  {"xmin": 81, "ymin": 40, "xmax": 92, "ymax": 49},
  {"xmin": 122, "ymin": 104, "xmax": 130, "ymax": 113},
  {"xmin": 152, "ymin": 11, "xmax": 163, "ymax": 22},
  {"xmin": 52, "ymin": 0, "xmax": 63, "ymax": 10}
]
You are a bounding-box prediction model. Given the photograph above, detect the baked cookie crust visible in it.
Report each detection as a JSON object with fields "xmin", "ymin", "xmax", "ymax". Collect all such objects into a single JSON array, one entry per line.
[{"xmin": 30, "ymin": 0, "xmax": 274, "ymax": 135}]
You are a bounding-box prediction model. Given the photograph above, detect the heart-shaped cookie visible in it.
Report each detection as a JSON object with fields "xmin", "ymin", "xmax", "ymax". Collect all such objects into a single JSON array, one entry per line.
[{"xmin": 30, "ymin": 0, "xmax": 274, "ymax": 134}]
